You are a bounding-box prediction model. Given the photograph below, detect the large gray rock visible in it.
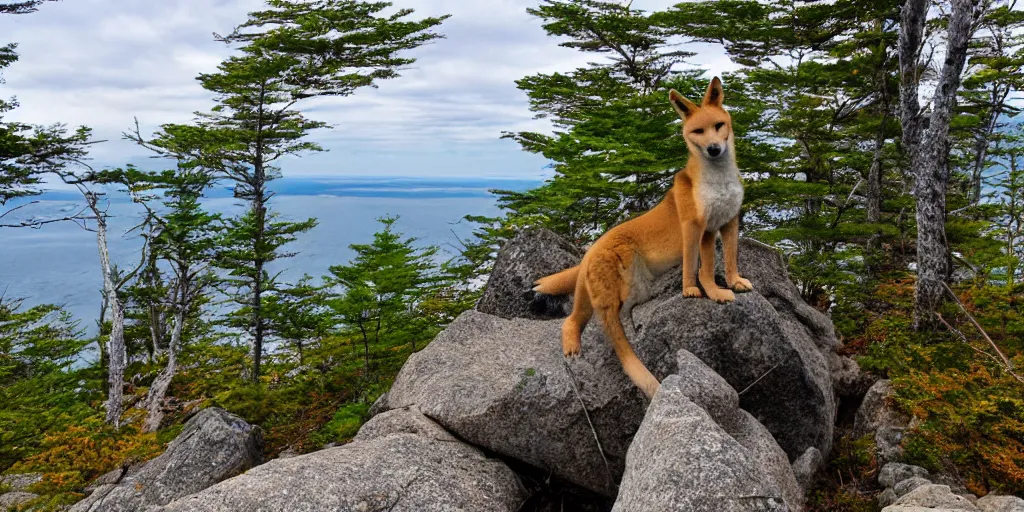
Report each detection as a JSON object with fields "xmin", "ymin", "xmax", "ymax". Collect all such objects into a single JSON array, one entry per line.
[
  {"xmin": 71, "ymin": 408, "xmax": 263, "ymax": 512},
  {"xmin": 612, "ymin": 375, "xmax": 795, "ymax": 511},
  {"xmin": 884, "ymin": 484, "xmax": 980, "ymax": 511},
  {"xmin": 476, "ymin": 228, "xmax": 582, "ymax": 320},
  {"xmin": 388, "ymin": 310, "xmax": 643, "ymax": 496},
  {"xmin": 672, "ymin": 350, "xmax": 803, "ymax": 510},
  {"xmin": 632, "ymin": 239, "xmax": 838, "ymax": 460},
  {"xmin": 855, "ymin": 379, "xmax": 910, "ymax": 462},
  {"xmin": 977, "ymin": 495, "xmax": 1024, "ymax": 512},
  {"xmin": 0, "ymin": 491, "xmax": 38, "ymax": 508},
  {"xmin": 153, "ymin": 408, "xmax": 528, "ymax": 512}
]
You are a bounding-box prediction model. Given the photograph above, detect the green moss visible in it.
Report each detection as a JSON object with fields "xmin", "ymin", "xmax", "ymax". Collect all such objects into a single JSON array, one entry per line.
[{"xmin": 308, "ymin": 402, "xmax": 370, "ymax": 448}]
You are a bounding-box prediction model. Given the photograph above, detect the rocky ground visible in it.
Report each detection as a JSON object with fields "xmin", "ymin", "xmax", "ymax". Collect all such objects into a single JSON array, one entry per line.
[{"xmin": 3, "ymin": 229, "xmax": 1022, "ymax": 511}]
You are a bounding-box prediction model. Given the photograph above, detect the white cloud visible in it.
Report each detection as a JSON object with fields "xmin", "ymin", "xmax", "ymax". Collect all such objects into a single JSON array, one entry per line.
[{"xmin": 1, "ymin": 0, "xmax": 732, "ymax": 178}]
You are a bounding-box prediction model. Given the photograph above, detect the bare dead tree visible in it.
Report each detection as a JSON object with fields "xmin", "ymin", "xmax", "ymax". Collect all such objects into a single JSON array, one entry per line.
[{"xmin": 899, "ymin": 0, "xmax": 986, "ymax": 329}]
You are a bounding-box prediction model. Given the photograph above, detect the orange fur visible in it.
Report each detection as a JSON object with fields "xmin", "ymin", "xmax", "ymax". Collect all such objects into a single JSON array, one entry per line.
[
  {"xmin": 533, "ymin": 77, "xmax": 753, "ymax": 399},
  {"xmin": 534, "ymin": 266, "xmax": 579, "ymax": 295}
]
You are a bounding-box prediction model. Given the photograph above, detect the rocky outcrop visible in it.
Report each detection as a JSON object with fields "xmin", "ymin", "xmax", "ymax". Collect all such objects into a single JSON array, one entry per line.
[
  {"xmin": 476, "ymin": 228, "xmax": 582, "ymax": 320},
  {"xmin": 153, "ymin": 408, "xmax": 528, "ymax": 512},
  {"xmin": 613, "ymin": 372, "xmax": 801, "ymax": 511},
  {"xmin": 386, "ymin": 309, "xmax": 642, "ymax": 496},
  {"xmin": 875, "ymin": 462, "xmax": 1024, "ymax": 512},
  {"xmin": 883, "ymin": 484, "xmax": 980, "ymax": 511},
  {"xmin": 633, "ymin": 238, "xmax": 839, "ymax": 461},
  {"xmin": 385, "ymin": 233, "xmax": 839, "ymax": 498},
  {"xmin": 70, "ymin": 408, "xmax": 263, "ymax": 512},
  {"xmin": 107, "ymin": 229, "xmax": 855, "ymax": 510}
]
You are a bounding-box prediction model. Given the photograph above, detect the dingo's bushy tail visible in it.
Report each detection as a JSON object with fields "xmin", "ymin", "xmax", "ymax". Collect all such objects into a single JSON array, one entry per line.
[{"xmin": 533, "ymin": 266, "xmax": 579, "ymax": 296}]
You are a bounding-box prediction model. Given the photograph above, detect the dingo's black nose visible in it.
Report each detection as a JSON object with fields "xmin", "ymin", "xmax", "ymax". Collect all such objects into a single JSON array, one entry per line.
[{"xmin": 707, "ymin": 144, "xmax": 722, "ymax": 157}]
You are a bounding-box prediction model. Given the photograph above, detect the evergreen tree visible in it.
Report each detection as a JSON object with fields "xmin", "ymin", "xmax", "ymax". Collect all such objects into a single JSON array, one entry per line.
[
  {"xmin": 119, "ymin": 167, "xmax": 221, "ymax": 432},
  {"xmin": 498, "ymin": 0, "xmax": 701, "ymax": 241},
  {"xmin": 659, "ymin": 0, "xmax": 904, "ymax": 306},
  {"xmin": 137, "ymin": 0, "xmax": 448, "ymax": 382},
  {"xmin": 955, "ymin": 1, "xmax": 1024, "ymax": 208},
  {"xmin": 0, "ymin": 1, "xmax": 57, "ymax": 15},
  {"xmin": 899, "ymin": 0, "xmax": 987, "ymax": 328},
  {"xmin": 326, "ymin": 216, "xmax": 439, "ymax": 393},
  {"xmin": 264, "ymin": 275, "xmax": 332, "ymax": 368},
  {"xmin": 0, "ymin": 299, "xmax": 91, "ymax": 471},
  {"xmin": 1, "ymin": 2, "xmax": 92, "ymax": 225},
  {"xmin": 989, "ymin": 123, "xmax": 1024, "ymax": 285}
]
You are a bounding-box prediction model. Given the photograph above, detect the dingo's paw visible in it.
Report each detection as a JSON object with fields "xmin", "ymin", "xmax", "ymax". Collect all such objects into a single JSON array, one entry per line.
[
  {"xmin": 729, "ymin": 276, "xmax": 753, "ymax": 292},
  {"xmin": 683, "ymin": 286, "xmax": 703, "ymax": 298},
  {"xmin": 562, "ymin": 338, "xmax": 581, "ymax": 358},
  {"xmin": 707, "ymin": 288, "xmax": 735, "ymax": 303}
]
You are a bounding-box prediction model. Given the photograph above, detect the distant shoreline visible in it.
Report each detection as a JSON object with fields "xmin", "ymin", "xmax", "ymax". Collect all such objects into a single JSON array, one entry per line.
[{"xmin": 10, "ymin": 175, "xmax": 545, "ymax": 204}]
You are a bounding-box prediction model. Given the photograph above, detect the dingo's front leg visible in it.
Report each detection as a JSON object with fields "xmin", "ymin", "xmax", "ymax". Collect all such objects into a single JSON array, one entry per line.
[
  {"xmin": 721, "ymin": 216, "xmax": 753, "ymax": 292},
  {"xmin": 681, "ymin": 219, "xmax": 704, "ymax": 298},
  {"xmin": 700, "ymin": 230, "xmax": 734, "ymax": 303}
]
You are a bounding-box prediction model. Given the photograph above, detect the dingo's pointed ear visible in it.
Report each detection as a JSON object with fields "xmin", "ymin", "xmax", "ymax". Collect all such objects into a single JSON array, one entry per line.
[
  {"xmin": 703, "ymin": 76, "xmax": 723, "ymax": 107},
  {"xmin": 669, "ymin": 89, "xmax": 698, "ymax": 119}
]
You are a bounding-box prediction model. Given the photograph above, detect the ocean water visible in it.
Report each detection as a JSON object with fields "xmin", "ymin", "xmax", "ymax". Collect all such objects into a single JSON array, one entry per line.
[{"xmin": 1, "ymin": 176, "xmax": 538, "ymax": 332}]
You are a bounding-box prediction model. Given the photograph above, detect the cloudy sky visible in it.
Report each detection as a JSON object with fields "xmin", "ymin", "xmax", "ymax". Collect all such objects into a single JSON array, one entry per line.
[{"xmin": 1, "ymin": 0, "xmax": 735, "ymax": 179}]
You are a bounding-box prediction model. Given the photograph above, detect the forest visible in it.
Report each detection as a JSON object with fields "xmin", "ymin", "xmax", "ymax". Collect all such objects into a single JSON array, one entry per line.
[{"xmin": 1, "ymin": 0, "xmax": 1023, "ymax": 510}]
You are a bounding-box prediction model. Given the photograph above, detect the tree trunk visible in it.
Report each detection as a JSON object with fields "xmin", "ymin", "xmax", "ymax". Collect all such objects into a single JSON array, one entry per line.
[
  {"xmin": 867, "ymin": 121, "xmax": 887, "ymax": 225},
  {"xmin": 144, "ymin": 297, "xmax": 183, "ymax": 433},
  {"xmin": 250, "ymin": 81, "xmax": 268, "ymax": 383},
  {"xmin": 251, "ymin": 201, "xmax": 265, "ymax": 383},
  {"xmin": 900, "ymin": 0, "xmax": 980, "ymax": 329},
  {"xmin": 90, "ymin": 193, "xmax": 126, "ymax": 428},
  {"xmin": 866, "ymin": 119, "xmax": 888, "ymax": 278}
]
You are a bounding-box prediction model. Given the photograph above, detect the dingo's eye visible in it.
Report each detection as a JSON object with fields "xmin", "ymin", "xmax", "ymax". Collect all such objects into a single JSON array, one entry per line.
[
  {"xmin": 692, "ymin": 128, "xmax": 705, "ymax": 135},
  {"xmin": 715, "ymin": 122, "xmax": 725, "ymax": 131}
]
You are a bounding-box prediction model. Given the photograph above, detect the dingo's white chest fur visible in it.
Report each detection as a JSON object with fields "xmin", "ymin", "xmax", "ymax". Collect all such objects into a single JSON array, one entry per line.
[{"xmin": 700, "ymin": 163, "xmax": 743, "ymax": 231}]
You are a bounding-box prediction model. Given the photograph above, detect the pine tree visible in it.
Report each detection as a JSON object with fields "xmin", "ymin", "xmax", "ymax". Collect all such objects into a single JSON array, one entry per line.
[
  {"xmin": 118, "ymin": 167, "xmax": 221, "ymax": 432},
  {"xmin": 0, "ymin": 1, "xmax": 57, "ymax": 15},
  {"xmin": 326, "ymin": 216, "xmax": 438, "ymax": 393},
  {"xmin": 0, "ymin": 299, "xmax": 91, "ymax": 470},
  {"xmin": 498, "ymin": 0, "xmax": 701, "ymax": 242},
  {"xmin": 1, "ymin": 2, "xmax": 92, "ymax": 224},
  {"xmin": 264, "ymin": 275, "xmax": 332, "ymax": 368},
  {"xmin": 659, "ymin": 0, "xmax": 904, "ymax": 306},
  {"xmin": 989, "ymin": 123, "xmax": 1024, "ymax": 285},
  {"xmin": 955, "ymin": 2, "xmax": 1024, "ymax": 208},
  {"xmin": 136, "ymin": 0, "xmax": 449, "ymax": 381},
  {"xmin": 899, "ymin": 0, "xmax": 987, "ymax": 328}
]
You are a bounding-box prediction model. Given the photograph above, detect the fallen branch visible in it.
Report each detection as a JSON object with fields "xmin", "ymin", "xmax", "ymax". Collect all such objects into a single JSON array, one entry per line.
[
  {"xmin": 935, "ymin": 313, "xmax": 1017, "ymax": 378},
  {"xmin": 938, "ymin": 283, "xmax": 1023, "ymax": 385},
  {"xmin": 941, "ymin": 283, "xmax": 1013, "ymax": 368}
]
